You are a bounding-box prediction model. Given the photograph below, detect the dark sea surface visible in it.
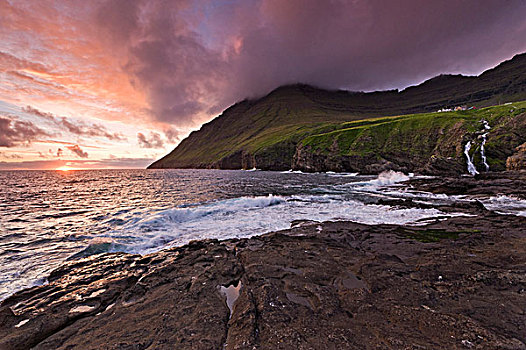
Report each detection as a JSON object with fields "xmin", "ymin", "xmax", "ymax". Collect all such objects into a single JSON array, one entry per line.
[{"xmin": 1, "ymin": 169, "xmax": 525, "ymax": 301}]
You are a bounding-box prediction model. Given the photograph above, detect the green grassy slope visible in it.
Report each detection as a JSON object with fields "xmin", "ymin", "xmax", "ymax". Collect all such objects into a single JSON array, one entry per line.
[
  {"xmin": 295, "ymin": 101, "xmax": 526, "ymax": 174},
  {"xmin": 149, "ymin": 53, "xmax": 526, "ymax": 171}
]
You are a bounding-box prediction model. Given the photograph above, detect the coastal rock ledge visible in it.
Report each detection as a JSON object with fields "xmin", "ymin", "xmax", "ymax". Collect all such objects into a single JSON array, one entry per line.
[{"xmin": 1, "ymin": 213, "xmax": 525, "ymax": 349}]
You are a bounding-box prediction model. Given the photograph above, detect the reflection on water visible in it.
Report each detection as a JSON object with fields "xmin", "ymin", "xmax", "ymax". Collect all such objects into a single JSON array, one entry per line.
[
  {"xmin": 0, "ymin": 169, "xmax": 370, "ymax": 300},
  {"xmin": 220, "ymin": 281, "xmax": 242, "ymax": 318},
  {"xmin": 2, "ymin": 169, "xmax": 525, "ymax": 301}
]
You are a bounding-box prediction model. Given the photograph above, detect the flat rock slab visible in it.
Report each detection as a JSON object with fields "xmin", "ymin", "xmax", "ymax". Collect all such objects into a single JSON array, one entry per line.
[
  {"xmin": 409, "ymin": 171, "xmax": 526, "ymax": 198},
  {"xmin": 1, "ymin": 213, "xmax": 525, "ymax": 349}
]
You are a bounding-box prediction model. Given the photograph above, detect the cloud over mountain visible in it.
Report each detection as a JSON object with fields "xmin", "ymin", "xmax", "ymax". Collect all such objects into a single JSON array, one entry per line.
[
  {"xmin": 0, "ymin": 0, "xmax": 525, "ymax": 138},
  {"xmin": 137, "ymin": 132, "xmax": 164, "ymax": 148},
  {"xmin": 93, "ymin": 0, "xmax": 526, "ymax": 126}
]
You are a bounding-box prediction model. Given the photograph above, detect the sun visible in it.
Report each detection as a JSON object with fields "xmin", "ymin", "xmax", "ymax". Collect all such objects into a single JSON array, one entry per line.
[{"xmin": 55, "ymin": 166, "xmax": 77, "ymax": 172}]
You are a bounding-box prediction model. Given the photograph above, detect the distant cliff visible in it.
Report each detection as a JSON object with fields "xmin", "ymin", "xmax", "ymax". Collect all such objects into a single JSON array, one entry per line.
[{"xmin": 149, "ymin": 53, "xmax": 526, "ymax": 174}]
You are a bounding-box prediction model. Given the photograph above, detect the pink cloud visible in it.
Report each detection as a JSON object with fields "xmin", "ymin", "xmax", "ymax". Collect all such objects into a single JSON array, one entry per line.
[
  {"xmin": 0, "ymin": 114, "xmax": 51, "ymax": 147},
  {"xmin": 0, "ymin": 157, "xmax": 155, "ymax": 170},
  {"xmin": 137, "ymin": 132, "xmax": 164, "ymax": 149},
  {"xmin": 66, "ymin": 144, "xmax": 88, "ymax": 158},
  {"xmin": 22, "ymin": 106, "xmax": 126, "ymax": 141}
]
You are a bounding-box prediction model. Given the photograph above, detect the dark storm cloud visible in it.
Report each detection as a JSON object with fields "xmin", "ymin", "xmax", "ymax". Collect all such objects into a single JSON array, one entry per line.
[
  {"xmin": 0, "ymin": 114, "xmax": 51, "ymax": 147},
  {"xmin": 93, "ymin": 0, "xmax": 526, "ymax": 126},
  {"xmin": 22, "ymin": 106, "xmax": 126, "ymax": 141},
  {"xmin": 66, "ymin": 144, "xmax": 88, "ymax": 158},
  {"xmin": 95, "ymin": 0, "xmax": 227, "ymax": 126}
]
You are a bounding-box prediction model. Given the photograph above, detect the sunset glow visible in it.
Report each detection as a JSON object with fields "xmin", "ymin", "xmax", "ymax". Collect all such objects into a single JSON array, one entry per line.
[
  {"xmin": 55, "ymin": 166, "xmax": 76, "ymax": 172},
  {"xmin": 1, "ymin": 2, "xmax": 526, "ymax": 347},
  {"xmin": 1, "ymin": 0, "xmax": 525, "ymax": 169}
]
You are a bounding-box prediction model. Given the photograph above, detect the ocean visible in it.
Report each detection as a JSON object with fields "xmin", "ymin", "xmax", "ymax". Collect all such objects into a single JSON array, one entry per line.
[{"xmin": 1, "ymin": 169, "xmax": 525, "ymax": 301}]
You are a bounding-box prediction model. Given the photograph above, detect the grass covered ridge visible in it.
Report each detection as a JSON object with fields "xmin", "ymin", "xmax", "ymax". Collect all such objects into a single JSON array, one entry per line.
[
  {"xmin": 149, "ymin": 54, "xmax": 526, "ymax": 171},
  {"xmin": 296, "ymin": 101, "xmax": 526, "ymax": 172}
]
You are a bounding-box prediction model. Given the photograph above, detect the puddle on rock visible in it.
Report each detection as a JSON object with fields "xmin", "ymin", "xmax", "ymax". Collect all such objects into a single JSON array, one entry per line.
[{"xmin": 220, "ymin": 280, "xmax": 242, "ymax": 318}]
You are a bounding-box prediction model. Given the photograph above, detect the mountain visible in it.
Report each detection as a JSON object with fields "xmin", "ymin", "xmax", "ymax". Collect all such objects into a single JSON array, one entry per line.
[{"xmin": 149, "ymin": 53, "xmax": 526, "ymax": 174}]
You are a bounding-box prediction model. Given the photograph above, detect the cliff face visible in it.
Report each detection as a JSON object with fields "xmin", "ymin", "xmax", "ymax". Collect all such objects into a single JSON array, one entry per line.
[
  {"xmin": 293, "ymin": 106, "xmax": 526, "ymax": 174},
  {"xmin": 507, "ymin": 143, "xmax": 526, "ymax": 171},
  {"xmin": 149, "ymin": 53, "xmax": 526, "ymax": 174}
]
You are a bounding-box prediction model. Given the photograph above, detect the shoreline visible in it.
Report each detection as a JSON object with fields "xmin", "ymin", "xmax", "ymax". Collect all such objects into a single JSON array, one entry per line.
[
  {"xmin": 1, "ymin": 173, "xmax": 525, "ymax": 349},
  {"xmin": 1, "ymin": 216, "xmax": 525, "ymax": 348}
]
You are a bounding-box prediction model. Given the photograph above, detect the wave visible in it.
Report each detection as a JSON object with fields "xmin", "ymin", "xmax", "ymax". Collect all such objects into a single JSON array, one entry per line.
[
  {"xmin": 142, "ymin": 194, "xmax": 285, "ymax": 225},
  {"xmin": 341, "ymin": 170, "xmax": 410, "ymax": 188},
  {"xmin": 351, "ymin": 184, "xmax": 526, "ymax": 217},
  {"xmin": 280, "ymin": 169, "xmax": 308, "ymax": 174},
  {"xmin": 368, "ymin": 170, "xmax": 410, "ymax": 186},
  {"xmin": 94, "ymin": 193, "xmax": 449, "ymax": 255},
  {"xmin": 480, "ymin": 195, "xmax": 526, "ymax": 216},
  {"xmin": 327, "ymin": 172, "xmax": 360, "ymax": 177}
]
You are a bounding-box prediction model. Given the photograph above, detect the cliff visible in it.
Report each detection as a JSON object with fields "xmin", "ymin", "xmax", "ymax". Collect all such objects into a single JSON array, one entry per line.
[
  {"xmin": 149, "ymin": 53, "xmax": 526, "ymax": 173},
  {"xmin": 294, "ymin": 103, "xmax": 526, "ymax": 174}
]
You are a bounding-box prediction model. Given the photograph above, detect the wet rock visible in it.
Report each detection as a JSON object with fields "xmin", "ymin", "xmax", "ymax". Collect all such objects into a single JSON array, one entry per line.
[
  {"xmin": 507, "ymin": 142, "xmax": 526, "ymax": 171},
  {"xmin": 1, "ymin": 214, "xmax": 525, "ymax": 349},
  {"xmin": 410, "ymin": 171, "xmax": 526, "ymax": 199}
]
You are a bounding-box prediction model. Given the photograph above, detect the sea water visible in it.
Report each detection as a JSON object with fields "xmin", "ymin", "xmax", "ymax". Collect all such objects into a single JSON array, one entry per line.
[{"xmin": 1, "ymin": 169, "xmax": 525, "ymax": 301}]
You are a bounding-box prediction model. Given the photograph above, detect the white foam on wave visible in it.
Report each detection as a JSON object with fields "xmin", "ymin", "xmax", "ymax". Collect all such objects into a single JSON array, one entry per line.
[
  {"xmin": 328, "ymin": 172, "xmax": 360, "ymax": 177},
  {"xmin": 103, "ymin": 193, "xmax": 447, "ymax": 255},
  {"xmin": 140, "ymin": 195, "xmax": 284, "ymax": 226},
  {"xmin": 352, "ymin": 183, "xmax": 526, "ymax": 217},
  {"xmin": 480, "ymin": 195, "xmax": 526, "ymax": 216},
  {"xmin": 371, "ymin": 170, "xmax": 410, "ymax": 185},
  {"xmin": 346, "ymin": 170, "xmax": 410, "ymax": 187},
  {"xmin": 280, "ymin": 169, "xmax": 308, "ymax": 174}
]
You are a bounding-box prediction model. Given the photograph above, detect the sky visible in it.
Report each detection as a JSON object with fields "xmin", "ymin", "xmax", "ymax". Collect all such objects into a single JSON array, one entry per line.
[{"xmin": 1, "ymin": 0, "xmax": 525, "ymax": 170}]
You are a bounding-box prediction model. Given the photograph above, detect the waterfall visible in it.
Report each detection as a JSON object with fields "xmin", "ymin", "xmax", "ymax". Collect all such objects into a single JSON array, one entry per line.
[
  {"xmin": 480, "ymin": 133, "xmax": 490, "ymax": 172},
  {"xmin": 480, "ymin": 120, "xmax": 490, "ymax": 172},
  {"xmin": 464, "ymin": 141, "xmax": 479, "ymax": 176},
  {"xmin": 464, "ymin": 120, "xmax": 491, "ymax": 175}
]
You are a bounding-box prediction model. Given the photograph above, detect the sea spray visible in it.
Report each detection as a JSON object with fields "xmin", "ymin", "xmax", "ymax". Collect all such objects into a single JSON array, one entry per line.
[
  {"xmin": 368, "ymin": 170, "xmax": 409, "ymax": 185},
  {"xmin": 114, "ymin": 192, "xmax": 446, "ymax": 254},
  {"xmin": 464, "ymin": 141, "xmax": 479, "ymax": 176}
]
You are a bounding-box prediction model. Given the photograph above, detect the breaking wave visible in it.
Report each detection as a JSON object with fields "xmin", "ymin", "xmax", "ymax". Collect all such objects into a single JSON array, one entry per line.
[
  {"xmin": 369, "ymin": 170, "xmax": 410, "ymax": 185},
  {"xmin": 101, "ymin": 193, "xmax": 446, "ymax": 255},
  {"xmin": 480, "ymin": 195, "xmax": 526, "ymax": 216}
]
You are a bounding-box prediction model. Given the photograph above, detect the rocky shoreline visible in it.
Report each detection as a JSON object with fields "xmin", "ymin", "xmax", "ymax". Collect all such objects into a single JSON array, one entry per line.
[{"xmin": 1, "ymin": 175, "xmax": 525, "ymax": 350}]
